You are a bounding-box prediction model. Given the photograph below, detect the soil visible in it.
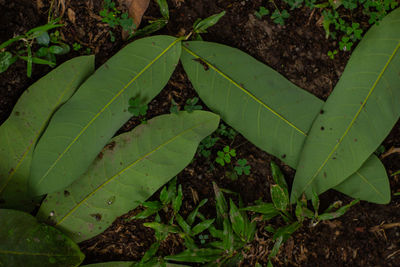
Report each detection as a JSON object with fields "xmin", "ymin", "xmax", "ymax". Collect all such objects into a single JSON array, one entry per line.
[{"xmin": 1, "ymin": 0, "xmax": 400, "ymax": 266}]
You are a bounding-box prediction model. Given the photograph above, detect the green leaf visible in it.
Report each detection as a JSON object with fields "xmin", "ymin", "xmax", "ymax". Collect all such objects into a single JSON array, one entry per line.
[
  {"xmin": 19, "ymin": 56, "xmax": 56, "ymax": 67},
  {"xmin": 229, "ymin": 199, "xmax": 245, "ymax": 238},
  {"xmin": 181, "ymin": 41, "xmax": 323, "ymax": 168},
  {"xmin": 0, "ymin": 56, "xmax": 94, "ymax": 211},
  {"xmin": 143, "ymin": 222, "xmax": 181, "ymax": 234},
  {"xmin": 140, "ymin": 242, "xmax": 160, "ymax": 263},
  {"xmin": 273, "ymin": 221, "xmax": 301, "ymax": 242},
  {"xmin": 36, "ymin": 111, "xmax": 219, "ymax": 242},
  {"xmin": 241, "ymin": 203, "xmax": 279, "ymax": 219},
  {"xmin": 30, "ymin": 36, "xmax": 182, "ymax": 196},
  {"xmin": 157, "ymin": 0, "xmax": 169, "ymax": 19},
  {"xmin": 291, "ymin": 8, "xmax": 400, "ymax": 201},
  {"xmin": 187, "ymin": 198, "xmax": 208, "ymax": 225},
  {"xmin": 270, "ymin": 185, "xmax": 289, "ymax": 212},
  {"xmin": 49, "ymin": 45, "xmax": 65, "ymax": 55},
  {"xmin": 0, "ymin": 35, "xmax": 23, "ymax": 50},
  {"xmin": 193, "ymin": 11, "xmax": 226, "ymax": 33},
  {"xmin": 181, "ymin": 40, "xmax": 391, "ymax": 204},
  {"xmin": 172, "ymin": 185, "xmax": 183, "ymax": 214},
  {"xmin": 0, "ymin": 209, "xmax": 84, "ymax": 266},
  {"xmin": 164, "ymin": 248, "xmax": 223, "ymax": 263},
  {"xmin": 176, "ymin": 214, "xmax": 191, "ymax": 234},
  {"xmin": 270, "ymin": 161, "xmax": 288, "ymax": 190},
  {"xmin": 0, "ymin": 51, "xmax": 17, "ymax": 73},
  {"xmin": 318, "ymin": 199, "xmax": 359, "ymax": 220},
  {"xmin": 26, "ymin": 23, "xmax": 64, "ymax": 37},
  {"xmin": 213, "ymin": 182, "xmax": 228, "ymax": 220},
  {"xmin": 191, "ymin": 219, "xmax": 215, "ymax": 236},
  {"xmin": 36, "ymin": 32, "xmax": 50, "ymax": 46},
  {"xmin": 333, "ymin": 155, "xmax": 390, "ymax": 204}
]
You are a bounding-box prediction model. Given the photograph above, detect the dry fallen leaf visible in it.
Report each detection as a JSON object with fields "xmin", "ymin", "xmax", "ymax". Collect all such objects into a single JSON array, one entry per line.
[
  {"xmin": 67, "ymin": 8, "xmax": 76, "ymax": 24},
  {"xmin": 119, "ymin": 0, "xmax": 150, "ymax": 28}
]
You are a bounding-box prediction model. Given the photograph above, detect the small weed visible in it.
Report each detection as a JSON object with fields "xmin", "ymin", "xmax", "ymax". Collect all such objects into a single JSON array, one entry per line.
[
  {"xmin": 216, "ymin": 123, "xmax": 237, "ymax": 140},
  {"xmin": 191, "ymin": 11, "xmax": 226, "ymax": 40},
  {"xmin": 198, "ymin": 135, "xmax": 219, "ymax": 158},
  {"xmin": 72, "ymin": 42, "xmax": 81, "ymax": 51},
  {"xmin": 0, "ymin": 19, "xmax": 69, "ymax": 77},
  {"xmin": 215, "ymin": 146, "xmax": 236, "ymax": 166},
  {"xmin": 327, "ymin": 49, "xmax": 338, "ymax": 59},
  {"xmin": 128, "ymin": 97, "xmax": 148, "ymax": 117},
  {"xmin": 169, "ymin": 99, "xmax": 179, "ymax": 114},
  {"xmin": 100, "ymin": 0, "xmax": 135, "ymax": 42},
  {"xmin": 184, "ymin": 97, "xmax": 202, "ymax": 113},
  {"xmin": 255, "ymin": 6, "xmax": 269, "ymax": 19},
  {"xmin": 234, "ymin": 159, "xmax": 251, "ymax": 175}
]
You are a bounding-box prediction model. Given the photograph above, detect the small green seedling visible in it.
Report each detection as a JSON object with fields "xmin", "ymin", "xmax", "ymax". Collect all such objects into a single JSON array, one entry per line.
[
  {"xmin": 327, "ymin": 49, "xmax": 338, "ymax": 59},
  {"xmin": 184, "ymin": 97, "xmax": 202, "ymax": 113},
  {"xmin": 72, "ymin": 43, "xmax": 81, "ymax": 51},
  {"xmin": 255, "ymin": 6, "xmax": 269, "ymax": 19},
  {"xmin": 242, "ymin": 161, "xmax": 359, "ymax": 265},
  {"xmin": 192, "ymin": 11, "xmax": 226, "ymax": 40},
  {"xmin": 100, "ymin": 0, "xmax": 135, "ymax": 41},
  {"xmin": 170, "ymin": 98, "xmax": 179, "ymax": 114},
  {"xmin": 130, "ymin": 0, "xmax": 170, "ymax": 38},
  {"xmin": 128, "ymin": 97, "xmax": 148, "ymax": 117},
  {"xmin": 271, "ymin": 9, "xmax": 290, "ymax": 26},
  {"xmin": 198, "ymin": 135, "xmax": 219, "ymax": 158},
  {"xmin": 215, "ymin": 146, "xmax": 236, "ymax": 166},
  {"xmin": 0, "ymin": 19, "xmax": 68, "ymax": 77},
  {"xmin": 234, "ymin": 159, "xmax": 251, "ymax": 175},
  {"xmin": 216, "ymin": 123, "xmax": 237, "ymax": 140}
]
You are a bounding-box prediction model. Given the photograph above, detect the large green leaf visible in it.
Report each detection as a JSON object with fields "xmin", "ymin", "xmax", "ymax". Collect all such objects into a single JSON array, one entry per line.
[
  {"xmin": 291, "ymin": 8, "xmax": 400, "ymax": 201},
  {"xmin": 181, "ymin": 40, "xmax": 390, "ymax": 204},
  {"xmin": 333, "ymin": 155, "xmax": 390, "ymax": 204},
  {"xmin": 0, "ymin": 56, "xmax": 94, "ymax": 211},
  {"xmin": 0, "ymin": 209, "xmax": 84, "ymax": 266},
  {"xmin": 30, "ymin": 35, "xmax": 182, "ymax": 196},
  {"xmin": 181, "ymin": 41, "xmax": 323, "ymax": 168},
  {"xmin": 37, "ymin": 111, "xmax": 219, "ymax": 242}
]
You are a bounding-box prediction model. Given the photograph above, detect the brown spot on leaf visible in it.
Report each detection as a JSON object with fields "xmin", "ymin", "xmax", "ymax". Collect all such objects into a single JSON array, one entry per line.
[
  {"xmin": 281, "ymin": 154, "xmax": 286, "ymax": 159},
  {"xmin": 64, "ymin": 190, "xmax": 70, "ymax": 197},
  {"xmin": 15, "ymin": 111, "xmax": 20, "ymax": 116},
  {"xmin": 321, "ymin": 126, "xmax": 325, "ymax": 131},
  {"xmin": 354, "ymin": 138, "xmax": 357, "ymax": 142},
  {"xmin": 323, "ymin": 172, "xmax": 327, "ymax": 178},
  {"xmin": 320, "ymin": 109, "xmax": 324, "ymax": 114},
  {"xmin": 105, "ymin": 141, "xmax": 116, "ymax": 150},
  {"xmin": 8, "ymin": 168, "xmax": 14, "ymax": 174},
  {"xmin": 90, "ymin": 213, "xmax": 102, "ymax": 221},
  {"xmin": 193, "ymin": 58, "xmax": 209, "ymax": 71},
  {"xmin": 97, "ymin": 152, "xmax": 104, "ymax": 159}
]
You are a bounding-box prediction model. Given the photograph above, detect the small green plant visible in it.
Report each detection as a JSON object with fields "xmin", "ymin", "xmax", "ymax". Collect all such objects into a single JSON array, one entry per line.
[
  {"xmin": 191, "ymin": 11, "xmax": 226, "ymax": 40},
  {"xmin": 130, "ymin": 0, "xmax": 170, "ymax": 38},
  {"xmin": 170, "ymin": 98, "xmax": 179, "ymax": 114},
  {"xmin": 242, "ymin": 162, "xmax": 359, "ymax": 266},
  {"xmin": 216, "ymin": 123, "xmax": 237, "ymax": 140},
  {"xmin": 0, "ymin": 20, "xmax": 68, "ymax": 77},
  {"xmin": 234, "ymin": 159, "xmax": 251, "ymax": 175},
  {"xmin": 100, "ymin": 0, "xmax": 135, "ymax": 42},
  {"xmin": 198, "ymin": 135, "xmax": 219, "ymax": 158},
  {"xmin": 184, "ymin": 97, "xmax": 203, "ymax": 112},
  {"xmin": 327, "ymin": 49, "xmax": 338, "ymax": 59},
  {"xmin": 255, "ymin": 6, "xmax": 270, "ymax": 19},
  {"xmin": 215, "ymin": 146, "xmax": 236, "ymax": 166},
  {"xmin": 164, "ymin": 182, "xmax": 257, "ymax": 266},
  {"xmin": 128, "ymin": 97, "xmax": 148, "ymax": 117},
  {"xmin": 255, "ymin": 1, "xmax": 290, "ymax": 26},
  {"xmin": 72, "ymin": 42, "xmax": 81, "ymax": 51}
]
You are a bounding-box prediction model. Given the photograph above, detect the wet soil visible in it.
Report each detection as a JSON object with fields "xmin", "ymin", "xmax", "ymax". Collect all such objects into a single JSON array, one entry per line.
[{"xmin": 1, "ymin": 0, "xmax": 399, "ymax": 266}]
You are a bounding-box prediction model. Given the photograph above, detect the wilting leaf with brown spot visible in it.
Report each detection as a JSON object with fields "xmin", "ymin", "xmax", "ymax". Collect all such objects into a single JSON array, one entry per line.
[{"xmin": 119, "ymin": 0, "xmax": 150, "ymax": 28}]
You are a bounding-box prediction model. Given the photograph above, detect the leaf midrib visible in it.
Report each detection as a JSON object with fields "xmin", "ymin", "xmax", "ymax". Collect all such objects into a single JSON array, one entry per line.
[
  {"xmin": 300, "ymin": 42, "xmax": 400, "ymax": 194},
  {"xmin": 182, "ymin": 45, "xmax": 307, "ymax": 136},
  {"xmin": 56, "ymin": 117, "xmax": 214, "ymax": 225},
  {"xmin": 36, "ymin": 38, "xmax": 181, "ymax": 186}
]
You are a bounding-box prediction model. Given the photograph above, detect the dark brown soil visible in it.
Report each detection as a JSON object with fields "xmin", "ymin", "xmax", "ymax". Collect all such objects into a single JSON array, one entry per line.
[{"xmin": 1, "ymin": 0, "xmax": 399, "ymax": 266}]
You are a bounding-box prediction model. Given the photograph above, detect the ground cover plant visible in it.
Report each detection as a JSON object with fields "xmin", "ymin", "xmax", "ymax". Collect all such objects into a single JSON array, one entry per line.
[{"xmin": 0, "ymin": 1, "xmax": 399, "ymax": 266}]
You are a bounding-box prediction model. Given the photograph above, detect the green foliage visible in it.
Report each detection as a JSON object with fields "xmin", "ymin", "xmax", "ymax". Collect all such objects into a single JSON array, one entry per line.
[
  {"xmin": 73, "ymin": 42, "xmax": 81, "ymax": 51},
  {"xmin": 254, "ymin": 0, "xmax": 290, "ymax": 26},
  {"xmin": 215, "ymin": 146, "xmax": 236, "ymax": 166},
  {"xmin": 254, "ymin": 6, "xmax": 269, "ymax": 19},
  {"xmin": 130, "ymin": 0, "xmax": 170, "ymax": 38},
  {"xmin": 327, "ymin": 49, "xmax": 338, "ymax": 59},
  {"xmin": 37, "ymin": 111, "xmax": 220, "ymax": 242},
  {"xmin": 215, "ymin": 123, "xmax": 237, "ymax": 140},
  {"xmin": 234, "ymin": 159, "xmax": 251, "ymax": 175},
  {"xmin": 128, "ymin": 97, "xmax": 148, "ymax": 116},
  {"xmin": 30, "ymin": 36, "xmax": 181, "ymax": 196},
  {"xmin": 165, "ymin": 183, "xmax": 257, "ymax": 265},
  {"xmin": 100, "ymin": 0, "xmax": 135, "ymax": 41},
  {"xmin": 0, "ymin": 20, "xmax": 68, "ymax": 77},
  {"xmin": 0, "ymin": 209, "xmax": 84, "ymax": 266},
  {"xmin": 0, "ymin": 56, "xmax": 94, "ymax": 211},
  {"xmin": 197, "ymin": 135, "xmax": 219, "ymax": 158},
  {"xmin": 184, "ymin": 97, "xmax": 203, "ymax": 112},
  {"xmin": 192, "ymin": 11, "xmax": 226, "ymax": 40},
  {"xmin": 181, "ymin": 12, "xmax": 397, "ymax": 203}
]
